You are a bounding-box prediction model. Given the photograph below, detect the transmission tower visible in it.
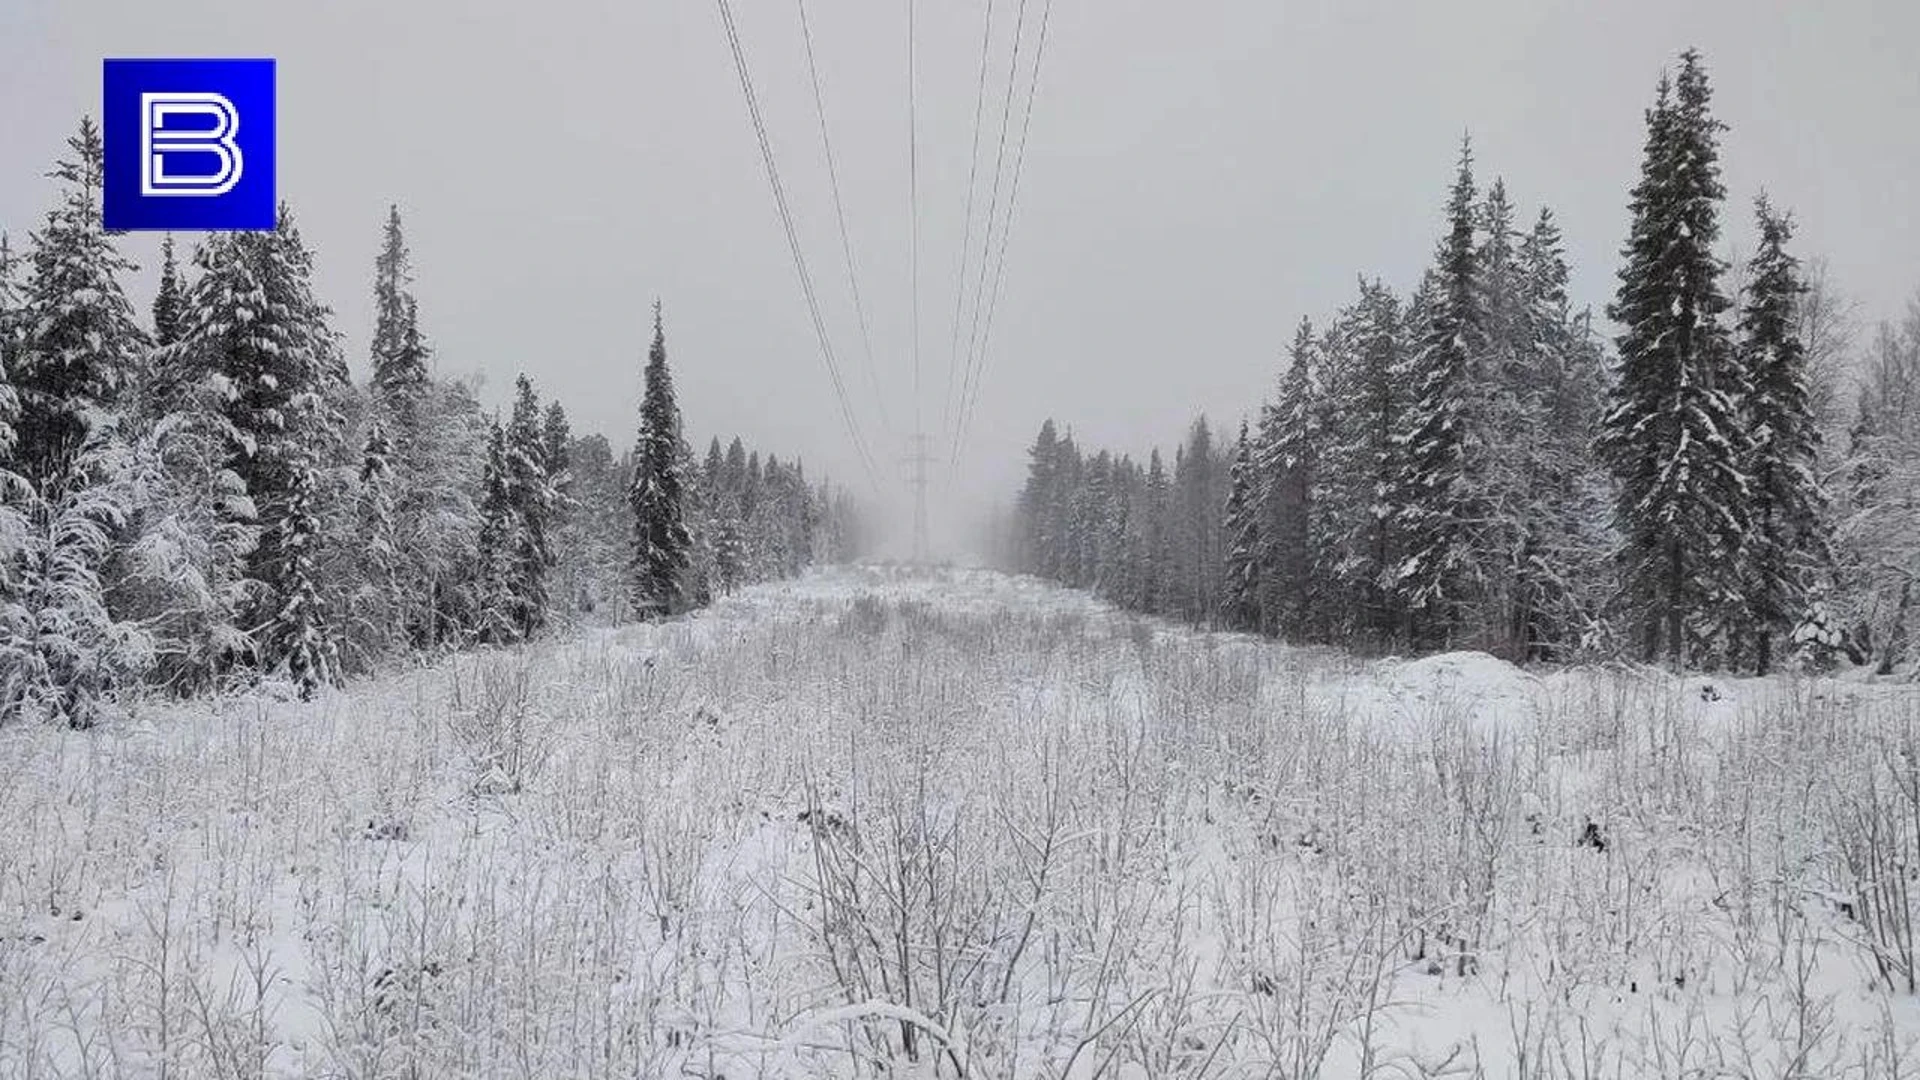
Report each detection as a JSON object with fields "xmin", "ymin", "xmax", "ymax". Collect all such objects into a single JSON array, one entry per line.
[{"xmin": 904, "ymin": 432, "xmax": 935, "ymax": 562}]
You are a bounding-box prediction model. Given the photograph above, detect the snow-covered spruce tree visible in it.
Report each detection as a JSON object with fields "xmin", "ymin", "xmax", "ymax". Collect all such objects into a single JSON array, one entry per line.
[
  {"xmin": 1222, "ymin": 421, "xmax": 1261, "ymax": 631},
  {"xmin": 1017, "ymin": 419, "xmax": 1065, "ymax": 577},
  {"xmin": 1255, "ymin": 318, "xmax": 1323, "ymax": 640},
  {"xmin": 712, "ymin": 495, "xmax": 747, "ymax": 596},
  {"xmin": 0, "ymin": 233, "xmax": 35, "ymax": 714},
  {"xmin": 1735, "ymin": 197, "xmax": 1831, "ymax": 673},
  {"xmin": 14, "ymin": 119, "xmax": 144, "ymax": 497},
  {"xmin": 4, "ymin": 120, "xmax": 151, "ymax": 725},
  {"xmin": 120, "ymin": 232, "xmax": 264, "ymax": 690},
  {"xmin": 151, "ymin": 235, "xmax": 185, "ymax": 349},
  {"xmin": 1142, "ymin": 447, "xmax": 1172, "ymax": 616},
  {"xmin": 1599, "ymin": 51, "xmax": 1750, "ymax": 668},
  {"xmin": 346, "ymin": 420, "xmax": 401, "ymax": 663},
  {"xmin": 362, "ymin": 208, "xmax": 483, "ymax": 648},
  {"xmin": 371, "ymin": 206, "xmax": 428, "ymax": 405},
  {"xmin": 628, "ymin": 303, "xmax": 691, "ymax": 620},
  {"xmin": 263, "ymin": 447, "xmax": 335, "ymax": 698},
  {"xmin": 503, "ymin": 374, "xmax": 556, "ymax": 637},
  {"xmin": 1396, "ymin": 139, "xmax": 1487, "ymax": 650},
  {"xmin": 474, "ymin": 416, "xmax": 518, "ymax": 643},
  {"xmin": 1322, "ymin": 280, "xmax": 1410, "ymax": 644},
  {"xmin": 1173, "ymin": 418, "xmax": 1227, "ymax": 626},
  {"xmin": 220, "ymin": 209, "xmax": 347, "ymax": 686},
  {"xmin": 542, "ymin": 402, "xmax": 571, "ymax": 498}
]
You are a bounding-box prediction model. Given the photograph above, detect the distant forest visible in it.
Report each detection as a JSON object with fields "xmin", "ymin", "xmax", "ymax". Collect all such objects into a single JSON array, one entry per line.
[{"xmin": 1005, "ymin": 50, "xmax": 1918, "ymax": 677}]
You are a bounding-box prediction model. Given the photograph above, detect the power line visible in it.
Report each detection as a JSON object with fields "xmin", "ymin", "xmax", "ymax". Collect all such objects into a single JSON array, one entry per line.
[
  {"xmin": 714, "ymin": 0, "xmax": 881, "ymax": 490},
  {"xmin": 798, "ymin": 0, "xmax": 893, "ymax": 441},
  {"xmin": 907, "ymin": 0, "xmax": 923, "ymax": 441},
  {"xmin": 950, "ymin": 0, "xmax": 1030, "ymax": 461},
  {"xmin": 939, "ymin": 0, "xmax": 997, "ymax": 448},
  {"xmin": 954, "ymin": 0, "xmax": 1055, "ymax": 463}
]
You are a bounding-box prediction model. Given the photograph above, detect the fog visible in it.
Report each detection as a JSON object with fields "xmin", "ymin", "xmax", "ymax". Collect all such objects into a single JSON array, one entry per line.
[{"xmin": 3, "ymin": 0, "xmax": 1916, "ymax": 555}]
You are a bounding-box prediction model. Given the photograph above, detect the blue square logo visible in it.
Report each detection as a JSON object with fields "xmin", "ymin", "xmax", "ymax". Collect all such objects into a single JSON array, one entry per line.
[{"xmin": 103, "ymin": 58, "xmax": 276, "ymax": 231}]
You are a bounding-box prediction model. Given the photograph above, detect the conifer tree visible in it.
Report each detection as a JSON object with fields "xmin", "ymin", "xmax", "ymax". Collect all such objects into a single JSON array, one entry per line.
[
  {"xmin": 1516, "ymin": 208, "xmax": 1613, "ymax": 656},
  {"xmin": 1325, "ymin": 280, "xmax": 1409, "ymax": 642},
  {"xmin": 370, "ymin": 206, "xmax": 428, "ymax": 403},
  {"xmin": 475, "ymin": 417, "xmax": 517, "ymax": 642},
  {"xmin": 4, "ymin": 120, "xmax": 151, "ymax": 725},
  {"xmin": 264, "ymin": 449, "xmax": 335, "ymax": 698},
  {"xmin": 15, "ymin": 118, "xmax": 144, "ymax": 496},
  {"xmin": 1737, "ymin": 197, "xmax": 1830, "ymax": 672},
  {"xmin": 504, "ymin": 374, "xmax": 556, "ymax": 636},
  {"xmin": 1222, "ymin": 422, "xmax": 1261, "ymax": 630},
  {"xmin": 350, "ymin": 421, "xmax": 401, "ymax": 661},
  {"xmin": 1397, "ymin": 139, "xmax": 1486, "ymax": 648},
  {"xmin": 1599, "ymin": 51, "xmax": 1749, "ymax": 667},
  {"xmin": 1256, "ymin": 319, "xmax": 1322, "ymax": 639},
  {"xmin": 1143, "ymin": 448, "xmax": 1172, "ymax": 615},
  {"xmin": 628, "ymin": 303, "xmax": 691, "ymax": 619},
  {"xmin": 152, "ymin": 235, "xmax": 185, "ymax": 348}
]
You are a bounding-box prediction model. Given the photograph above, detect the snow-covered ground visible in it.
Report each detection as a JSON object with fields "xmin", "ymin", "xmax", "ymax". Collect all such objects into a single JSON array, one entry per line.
[{"xmin": 4, "ymin": 564, "xmax": 1919, "ymax": 1078}]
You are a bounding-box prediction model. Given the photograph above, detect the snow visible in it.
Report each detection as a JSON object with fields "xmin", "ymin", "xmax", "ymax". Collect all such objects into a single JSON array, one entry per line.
[{"xmin": 2, "ymin": 563, "xmax": 1918, "ymax": 1077}]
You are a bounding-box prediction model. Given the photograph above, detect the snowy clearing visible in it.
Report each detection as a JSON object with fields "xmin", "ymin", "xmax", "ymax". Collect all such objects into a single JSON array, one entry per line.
[{"xmin": 4, "ymin": 564, "xmax": 1920, "ymax": 1078}]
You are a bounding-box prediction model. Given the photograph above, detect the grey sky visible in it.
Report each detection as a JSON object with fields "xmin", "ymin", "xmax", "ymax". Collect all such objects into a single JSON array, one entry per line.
[{"xmin": 3, "ymin": 0, "xmax": 1917, "ymax": 553}]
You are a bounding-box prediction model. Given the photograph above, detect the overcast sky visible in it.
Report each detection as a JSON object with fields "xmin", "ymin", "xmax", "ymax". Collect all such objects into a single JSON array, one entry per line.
[{"xmin": 3, "ymin": 0, "xmax": 1917, "ymax": 554}]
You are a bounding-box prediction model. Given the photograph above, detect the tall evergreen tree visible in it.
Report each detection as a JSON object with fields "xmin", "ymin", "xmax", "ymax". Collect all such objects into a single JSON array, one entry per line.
[
  {"xmin": 503, "ymin": 374, "xmax": 556, "ymax": 636},
  {"xmin": 1599, "ymin": 51, "xmax": 1749, "ymax": 667},
  {"xmin": 475, "ymin": 417, "xmax": 517, "ymax": 642},
  {"xmin": 1736, "ymin": 197, "xmax": 1830, "ymax": 673},
  {"xmin": 15, "ymin": 118, "xmax": 144, "ymax": 496},
  {"xmin": 1222, "ymin": 421, "xmax": 1261, "ymax": 631},
  {"xmin": 5, "ymin": 121, "xmax": 151, "ymax": 724},
  {"xmin": 1397, "ymin": 139, "xmax": 1486, "ymax": 648},
  {"xmin": 370, "ymin": 206, "xmax": 428, "ymax": 403},
  {"xmin": 628, "ymin": 303, "xmax": 691, "ymax": 619},
  {"xmin": 1256, "ymin": 319, "xmax": 1322, "ymax": 640}
]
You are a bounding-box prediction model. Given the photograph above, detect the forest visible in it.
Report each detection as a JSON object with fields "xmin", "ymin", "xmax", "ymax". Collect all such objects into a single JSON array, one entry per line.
[
  {"xmin": 1006, "ymin": 50, "xmax": 1918, "ymax": 677},
  {"xmin": 0, "ymin": 122, "xmax": 864, "ymax": 727}
]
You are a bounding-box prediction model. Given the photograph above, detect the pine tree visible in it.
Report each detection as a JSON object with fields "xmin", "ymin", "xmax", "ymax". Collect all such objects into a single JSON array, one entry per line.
[
  {"xmin": 1397, "ymin": 139, "xmax": 1486, "ymax": 648},
  {"xmin": 628, "ymin": 303, "xmax": 691, "ymax": 619},
  {"xmin": 1599, "ymin": 51, "xmax": 1749, "ymax": 668},
  {"xmin": 1222, "ymin": 421, "xmax": 1261, "ymax": 631},
  {"xmin": 1736, "ymin": 197, "xmax": 1830, "ymax": 673},
  {"xmin": 152, "ymin": 234, "xmax": 185, "ymax": 348}
]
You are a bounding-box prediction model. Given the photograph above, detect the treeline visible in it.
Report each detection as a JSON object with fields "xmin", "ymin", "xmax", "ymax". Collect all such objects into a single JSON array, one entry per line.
[
  {"xmin": 1009, "ymin": 49, "xmax": 1919, "ymax": 675},
  {"xmin": 0, "ymin": 120, "xmax": 863, "ymax": 726}
]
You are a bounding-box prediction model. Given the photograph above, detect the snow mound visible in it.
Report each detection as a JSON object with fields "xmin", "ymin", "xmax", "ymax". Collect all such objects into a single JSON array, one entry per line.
[{"xmin": 1381, "ymin": 650, "xmax": 1539, "ymax": 729}]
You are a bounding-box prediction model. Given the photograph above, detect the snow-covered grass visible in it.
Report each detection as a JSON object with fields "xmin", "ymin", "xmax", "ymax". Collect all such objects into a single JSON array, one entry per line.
[{"xmin": 3, "ymin": 563, "xmax": 1920, "ymax": 1078}]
